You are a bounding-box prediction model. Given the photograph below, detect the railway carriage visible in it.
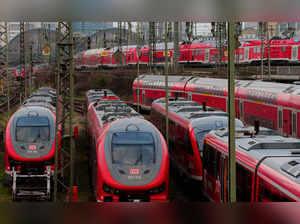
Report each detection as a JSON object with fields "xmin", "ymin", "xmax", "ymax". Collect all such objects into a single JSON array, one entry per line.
[
  {"xmin": 4, "ymin": 87, "xmax": 61, "ymax": 201},
  {"xmin": 150, "ymin": 97, "xmax": 243, "ymax": 181},
  {"xmin": 133, "ymin": 74, "xmax": 300, "ymax": 139},
  {"xmin": 203, "ymin": 126, "xmax": 300, "ymax": 202},
  {"xmin": 86, "ymin": 89, "xmax": 169, "ymax": 202}
]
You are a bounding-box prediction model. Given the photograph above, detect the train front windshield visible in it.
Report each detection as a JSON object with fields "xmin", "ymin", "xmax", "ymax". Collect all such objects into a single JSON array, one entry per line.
[
  {"xmin": 111, "ymin": 132, "xmax": 155, "ymax": 166},
  {"xmin": 15, "ymin": 117, "xmax": 50, "ymax": 143}
]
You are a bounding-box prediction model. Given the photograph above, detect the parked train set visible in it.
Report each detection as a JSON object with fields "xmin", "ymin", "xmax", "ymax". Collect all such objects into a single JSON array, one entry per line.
[
  {"xmin": 85, "ymin": 89, "xmax": 169, "ymax": 202},
  {"xmin": 4, "ymin": 87, "xmax": 61, "ymax": 201},
  {"xmin": 3, "ymin": 84, "xmax": 300, "ymax": 202},
  {"xmin": 133, "ymin": 74, "xmax": 300, "ymax": 139},
  {"xmin": 75, "ymin": 38, "xmax": 300, "ymax": 69}
]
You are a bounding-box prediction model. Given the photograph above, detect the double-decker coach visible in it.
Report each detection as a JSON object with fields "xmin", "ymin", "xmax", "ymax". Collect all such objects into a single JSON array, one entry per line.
[
  {"xmin": 134, "ymin": 74, "xmax": 300, "ymax": 139},
  {"xmin": 132, "ymin": 74, "xmax": 192, "ymax": 110},
  {"xmin": 203, "ymin": 125, "xmax": 300, "ymax": 202},
  {"xmin": 150, "ymin": 97, "xmax": 243, "ymax": 181}
]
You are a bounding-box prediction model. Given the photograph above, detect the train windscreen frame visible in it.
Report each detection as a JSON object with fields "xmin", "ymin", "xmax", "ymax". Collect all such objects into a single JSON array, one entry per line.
[{"xmin": 111, "ymin": 132, "xmax": 156, "ymax": 166}]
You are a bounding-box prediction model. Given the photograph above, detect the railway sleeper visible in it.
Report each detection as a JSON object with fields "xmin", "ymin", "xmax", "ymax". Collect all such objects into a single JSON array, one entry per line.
[{"xmin": 11, "ymin": 167, "xmax": 51, "ymax": 201}]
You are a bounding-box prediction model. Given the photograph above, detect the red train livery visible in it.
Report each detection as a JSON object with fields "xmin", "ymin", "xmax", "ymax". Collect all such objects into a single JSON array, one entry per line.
[
  {"xmin": 86, "ymin": 89, "xmax": 169, "ymax": 202},
  {"xmin": 75, "ymin": 38, "xmax": 300, "ymax": 69},
  {"xmin": 133, "ymin": 74, "xmax": 300, "ymax": 139},
  {"xmin": 4, "ymin": 87, "xmax": 61, "ymax": 201},
  {"xmin": 151, "ymin": 97, "xmax": 243, "ymax": 181},
  {"xmin": 203, "ymin": 126, "xmax": 300, "ymax": 202}
]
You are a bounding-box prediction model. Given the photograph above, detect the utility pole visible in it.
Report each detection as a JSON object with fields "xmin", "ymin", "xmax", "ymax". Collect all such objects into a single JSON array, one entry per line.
[
  {"xmin": 266, "ymin": 23, "xmax": 271, "ymax": 80},
  {"xmin": 136, "ymin": 23, "xmax": 141, "ymax": 113},
  {"xmin": 164, "ymin": 22, "xmax": 169, "ymax": 149},
  {"xmin": 29, "ymin": 44, "xmax": 33, "ymax": 95},
  {"xmin": 228, "ymin": 21, "xmax": 236, "ymax": 203}
]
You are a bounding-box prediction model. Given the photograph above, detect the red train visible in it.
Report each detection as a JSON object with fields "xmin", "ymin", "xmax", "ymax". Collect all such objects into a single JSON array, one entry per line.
[
  {"xmin": 133, "ymin": 74, "xmax": 300, "ymax": 139},
  {"xmin": 14, "ymin": 66, "xmax": 25, "ymax": 81},
  {"xmin": 203, "ymin": 125, "xmax": 300, "ymax": 202},
  {"xmin": 86, "ymin": 89, "xmax": 169, "ymax": 202},
  {"xmin": 74, "ymin": 38, "xmax": 300, "ymax": 69},
  {"xmin": 4, "ymin": 87, "xmax": 61, "ymax": 201},
  {"xmin": 150, "ymin": 97, "xmax": 243, "ymax": 181}
]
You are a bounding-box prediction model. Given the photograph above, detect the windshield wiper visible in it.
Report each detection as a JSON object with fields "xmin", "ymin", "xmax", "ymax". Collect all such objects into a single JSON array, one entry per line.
[{"xmin": 135, "ymin": 153, "xmax": 143, "ymax": 165}]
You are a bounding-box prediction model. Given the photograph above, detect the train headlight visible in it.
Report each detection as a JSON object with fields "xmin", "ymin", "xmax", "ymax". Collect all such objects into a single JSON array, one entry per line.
[
  {"xmin": 103, "ymin": 183, "xmax": 120, "ymax": 195},
  {"xmin": 149, "ymin": 183, "xmax": 166, "ymax": 194}
]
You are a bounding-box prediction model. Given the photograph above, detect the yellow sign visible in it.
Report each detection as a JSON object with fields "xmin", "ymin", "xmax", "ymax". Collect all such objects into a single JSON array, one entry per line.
[
  {"xmin": 100, "ymin": 51, "xmax": 109, "ymax": 57},
  {"xmin": 162, "ymin": 51, "xmax": 171, "ymax": 57},
  {"xmin": 224, "ymin": 50, "xmax": 228, "ymax": 57},
  {"xmin": 42, "ymin": 45, "xmax": 51, "ymax": 56}
]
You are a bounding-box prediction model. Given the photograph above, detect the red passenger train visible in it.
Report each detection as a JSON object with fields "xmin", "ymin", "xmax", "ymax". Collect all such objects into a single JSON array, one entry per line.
[
  {"xmin": 150, "ymin": 97, "xmax": 243, "ymax": 181},
  {"xmin": 75, "ymin": 38, "xmax": 300, "ymax": 69},
  {"xmin": 203, "ymin": 126, "xmax": 300, "ymax": 202},
  {"xmin": 4, "ymin": 87, "xmax": 61, "ymax": 201},
  {"xmin": 86, "ymin": 89, "xmax": 169, "ymax": 202},
  {"xmin": 133, "ymin": 74, "xmax": 300, "ymax": 139}
]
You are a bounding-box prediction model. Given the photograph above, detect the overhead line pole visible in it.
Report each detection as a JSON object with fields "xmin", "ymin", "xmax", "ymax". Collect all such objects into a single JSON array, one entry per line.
[
  {"xmin": 164, "ymin": 22, "xmax": 169, "ymax": 149},
  {"xmin": 228, "ymin": 21, "xmax": 236, "ymax": 203}
]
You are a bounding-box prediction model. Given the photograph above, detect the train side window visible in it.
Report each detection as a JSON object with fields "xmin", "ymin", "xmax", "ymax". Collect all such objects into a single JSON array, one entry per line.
[
  {"xmin": 292, "ymin": 112, "xmax": 297, "ymax": 136},
  {"xmin": 236, "ymin": 164, "xmax": 252, "ymax": 202},
  {"xmin": 278, "ymin": 110, "xmax": 283, "ymax": 129},
  {"xmin": 258, "ymin": 179, "xmax": 293, "ymax": 202}
]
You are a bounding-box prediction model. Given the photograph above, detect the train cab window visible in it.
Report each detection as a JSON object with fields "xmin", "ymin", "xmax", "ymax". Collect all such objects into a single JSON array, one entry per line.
[
  {"xmin": 236, "ymin": 164, "xmax": 252, "ymax": 201},
  {"xmin": 15, "ymin": 117, "xmax": 50, "ymax": 143},
  {"xmin": 111, "ymin": 132, "xmax": 155, "ymax": 165},
  {"xmin": 196, "ymin": 131, "xmax": 211, "ymax": 153},
  {"xmin": 258, "ymin": 179, "xmax": 293, "ymax": 202}
]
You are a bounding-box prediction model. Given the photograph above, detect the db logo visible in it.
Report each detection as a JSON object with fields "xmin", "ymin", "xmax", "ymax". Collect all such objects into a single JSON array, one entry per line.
[
  {"xmin": 29, "ymin": 145, "xmax": 37, "ymax": 150},
  {"xmin": 130, "ymin": 168, "xmax": 140, "ymax": 175}
]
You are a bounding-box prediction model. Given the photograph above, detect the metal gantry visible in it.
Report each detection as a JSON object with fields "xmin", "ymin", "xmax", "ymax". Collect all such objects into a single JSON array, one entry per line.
[
  {"xmin": 173, "ymin": 22, "xmax": 180, "ymax": 73},
  {"xmin": 149, "ymin": 22, "xmax": 156, "ymax": 72},
  {"xmin": 259, "ymin": 22, "xmax": 271, "ymax": 80},
  {"xmin": 0, "ymin": 22, "xmax": 8, "ymax": 98},
  {"xmin": 20, "ymin": 21, "xmax": 26, "ymax": 99},
  {"xmin": 54, "ymin": 21, "xmax": 75, "ymax": 202}
]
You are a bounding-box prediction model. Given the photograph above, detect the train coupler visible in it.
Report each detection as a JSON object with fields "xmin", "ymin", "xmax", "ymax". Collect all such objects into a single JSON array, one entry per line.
[{"xmin": 11, "ymin": 167, "xmax": 52, "ymax": 201}]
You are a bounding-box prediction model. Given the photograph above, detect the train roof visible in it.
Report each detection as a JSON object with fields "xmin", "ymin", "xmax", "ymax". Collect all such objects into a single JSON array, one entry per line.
[
  {"xmin": 137, "ymin": 74, "xmax": 193, "ymax": 83},
  {"xmin": 154, "ymin": 97, "xmax": 227, "ymax": 120},
  {"xmin": 88, "ymin": 89, "xmax": 143, "ymax": 125},
  {"xmin": 188, "ymin": 77, "xmax": 300, "ymax": 95},
  {"xmin": 209, "ymin": 127, "xmax": 300, "ymax": 185}
]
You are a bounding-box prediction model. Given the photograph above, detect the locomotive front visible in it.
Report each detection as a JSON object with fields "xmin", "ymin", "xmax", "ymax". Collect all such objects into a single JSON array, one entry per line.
[
  {"xmin": 4, "ymin": 106, "xmax": 56, "ymax": 200},
  {"xmin": 97, "ymin": 118, "xmax": 169, "ymax": 202}
]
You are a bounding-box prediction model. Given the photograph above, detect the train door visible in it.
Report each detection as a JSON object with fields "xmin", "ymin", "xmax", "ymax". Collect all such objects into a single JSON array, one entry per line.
[
  {"xmin": 292, "ymin": 46, "xmax": 298, "ymax": 61},
  {"xmin": 283, "ymin": 109, "xmax": 292, "ymax": 136},
  {"xmin": 187, "ymin": 92, "xmax": 192, "ymax": 101},
  {"xmin": 239, "ymin": 100, "xmax": 244, "ymax": 122},
  {"xmin": 292, "ymin": 111, "xmax": 297, "ymax": 137},
  {"xmin": 142, "ymin": 90, "xmax": 145, "ymax": 105},
  {"xmin": 245, "ymin": 47, "xmax": 249, "ymax": 63},
  {"xmin": 278, "ymin": 108, "xmax": 283, "ymax": 135},
  {"xmin": 205, "ymin": 49, "xmax": 209, "ymax": 64}
]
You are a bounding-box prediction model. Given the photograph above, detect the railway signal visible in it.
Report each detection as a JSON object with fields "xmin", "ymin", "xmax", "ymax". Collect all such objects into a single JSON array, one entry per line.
[{"xmin": 87, "ymin": 36, "xmax": 91, "ymax": 49}]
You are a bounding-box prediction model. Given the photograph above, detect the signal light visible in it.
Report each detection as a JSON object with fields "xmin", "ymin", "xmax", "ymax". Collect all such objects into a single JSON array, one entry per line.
[{"xmin": 87, "ymin": 37, "xmax": 91, "ymax": 49}]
